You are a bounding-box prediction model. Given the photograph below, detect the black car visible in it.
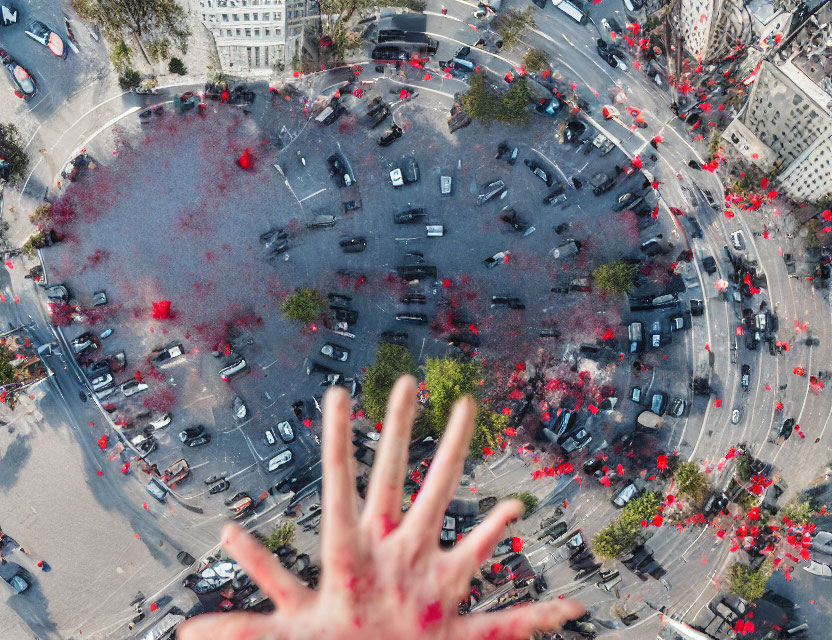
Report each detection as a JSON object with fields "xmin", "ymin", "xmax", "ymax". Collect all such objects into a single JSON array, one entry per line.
[
  {"xmin": 0, "ymin": 49, "xmax": 36, "ymax": 101},
  {"xmin": 306, "ymin": 214, "xmax": 337, "ymax": 229},
  {"xmin": 378, "ymin": 124, "xmax": 402, "ymax": 146},
  {"xmin": 491, "ymin": 296, "xmax": 524, "ymax": 309},
  {"xmin": 778, "ymin": 418, "xmax": 795, "ymax": 440},
  {"xmin": 179, "ymin": 425, "xmax": 205, "ymax": 442},
  {"xmin": 260, "ymin": 227, "xmax": 288, "ymax": 245},
  {"xmin": 612, "ymin": 192, "xmax": 642, "ymax": 212},
  {"xmin": 322, "ymin": 104, "xmax": 346, "ymax": 126},
  {"xmin": 534, "ymin": 97, "xmax": 561, "ymax": 117},
  {"xmin": 380, "ymin": 331, "xmax": 408, "ymax": 345},
  {"xmin": 702, "ymin": 256, "xmax": 717, "ymax": 275},
  {"xmin": 393, "ymin": 208, "xmax": 427, "ymax": 224},
  {"xmin": 544, "ymin": 185, "xmax": 567, "ymax": 205},
  {"xmin": 524, "ymin": 159, "xmax": 554, "ymax": 186},
  {"xmin": 86, "ymin": 359, "xmax": 111, "ymax": 378},
  {"xmin": 327, "ymin": 154, "xmax": 352, "ymax": 186},
  {"xmin": 367, "ymin": 100, "xmax": 387, "ymax": 117},
  {"xmin": 741, "ymin": 364, "xmax": 750, "ymax": 391},
  {"xmin": 371, "ymin": 45, "xmax": 409, "ymax": 61},
  {"xmin": 499, "ymin": 209, "xmax": 533, "ymax": 234},
  {"xmin": 368, "ymin": 105, "xmax": 390, "ymax": 128},
  {"xmin": 401, "ymin": 294, "xmax": 426, "ymax": 304},
  {"xmin": 564, "ymin": 120, "xmax": 586, "ymax": 144},
  {"xmin": 339, "ymin": 237, "xmax": 367, "ymax": 253},
  {"xmin": 495, "ymin": 142, "xmax": 519, "ymax": 165},
  {"xmin": 186, "ymin": 434, "xmax": 211, "ymax": 447},
  {"xmin": 448, "ymin": 110, "xmax": 471, "ymax": 133},
  {"xmin": 592, "ymin": 175, "xmax": 616, "ymax": 195}
]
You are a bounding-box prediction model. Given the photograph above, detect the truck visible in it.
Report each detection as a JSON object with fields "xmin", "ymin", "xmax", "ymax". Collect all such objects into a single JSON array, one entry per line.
[{"xmin": 591, "ymin": 133, "xmax": 615, "ymax": 155}]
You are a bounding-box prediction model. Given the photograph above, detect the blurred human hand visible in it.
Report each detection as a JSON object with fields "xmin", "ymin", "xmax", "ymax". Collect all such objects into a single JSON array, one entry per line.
[{"xmin": 179, "ymin": 376, "xmax": 583, "ymax": 639}]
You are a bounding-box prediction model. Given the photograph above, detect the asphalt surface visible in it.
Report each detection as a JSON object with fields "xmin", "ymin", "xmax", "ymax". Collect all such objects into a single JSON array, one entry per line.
[{"xmin": 1, "ymin": 0, "xmax": 832, "ymax": 638}]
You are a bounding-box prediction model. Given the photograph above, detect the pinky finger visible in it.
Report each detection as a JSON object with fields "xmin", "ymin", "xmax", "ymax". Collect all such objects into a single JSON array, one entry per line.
[
  {"xmin": 453, "ymin": 598, "xmax": 586, "ymax": 640},
  {"xmin": 177, "ymin": 611, "xmax": 275, "ymax": 640}
]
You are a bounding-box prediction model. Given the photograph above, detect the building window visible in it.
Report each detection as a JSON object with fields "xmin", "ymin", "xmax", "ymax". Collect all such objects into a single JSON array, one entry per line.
[
  {"xmin": 236, "ymin": 28, "xmax": 241, "ymax": 35},
  {"xmin": 227, "ymin": 28, "xmax": 232, "ymax": 36},
  {"xmin": 254, "ymin": 28, "xmax": 260, "ymax": 36},
  {"xmin": 233, "ymin": 13, "xmax": 239, "ymax": 20},
  {"xmin": 253, "ymin": 12, "xmax": 258, "ymax": 19},
  {"xmin": 222, "ymin": 13, "xmax": 229, "ymax": 20},
  {"xmin": 244, "ymin": 12, "xmax": 249, "ymax": 19},
  {"xmin": 265, "ymin": 27, "xmax": 270, "ymax": 35},
  {"xmin": 245, "ymin": 28, "xmax": 251, "ymax": 36}
]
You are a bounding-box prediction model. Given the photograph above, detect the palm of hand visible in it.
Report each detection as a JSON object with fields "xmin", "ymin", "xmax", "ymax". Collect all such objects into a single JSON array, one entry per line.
[{"xmin": 179, "ymin": 378, "xmax": 583, "ymax": 640}]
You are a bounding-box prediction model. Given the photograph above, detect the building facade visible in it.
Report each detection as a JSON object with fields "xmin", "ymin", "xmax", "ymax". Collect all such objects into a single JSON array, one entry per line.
[
  {"xmin": 193, "ymin": 0, "xmax": 319, "ymax": 75},
  {"xmin": 725, "ymin": 58, "xmax": 832, "ymax": 202},
  {"xmin": 678, "ymin": 0, "xmax": 745, "ymax": 62}
]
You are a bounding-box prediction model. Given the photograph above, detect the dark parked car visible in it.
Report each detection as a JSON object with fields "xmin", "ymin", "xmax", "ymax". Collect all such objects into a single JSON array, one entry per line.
[
  {"xmin": 371, "ymin": 45, "xmax": 410, "ymax": 61},
  {"xmin": 45, "ymin": 284, "xmax": 70, "ymax": 303},
  {"xmin": 702, "ymin": 256, "xmax": 717, "ymax": 274},
  {"xmin": 179, "ymin": 426, "xmax": 205, "ymax": 442},
  {"xmin": 306, "ymin": 214, "xmax": 337, "ymax": 229},
  {"xmin": 396, "ymin": 313, "xmax": 427, "ymax": 324},
  {"xmin": 491, "ymin": 296, "xmax": 525, "ymax": 309},
  {"xmin": 368, "ymin": 105, "xmax": 390, "ymax": 128},
  {"xmin": 477, "ymin": 180, "xmax": 506, "ymax": 205},
  {"xmin": 499, "ymin": 209, "xmax": 534, "ymax": 235},
  {"xmin": 592, "ymin": 174, "xmax": 616, "ymax": 195},
  {"xmin": 339, "ymin": 237, "xmax": 367, "ymax": 253},
  {"xmin": 523, "ymin": 160, "xmax": 554, "ymax": 186},
  {"xmin": 612, "ymin": 192, "xmax": 642, "ymax": 212},
  {"xmin": 534, "ymin": 97, "xmax": 561, "ymax": 116},
  {"xmin": 378, "ymin": 124, "xmax": 402, "ymax": 146},
  {"xmin": 778, "ymin": 418, "xmax": 795, "ymax": 440},
  {"xmin": 741, "ymin": 364, "xmax": 750, "ymax": 391},
  {"xmin": 0, "ymin": 49, "xmax": 36, "ymax": 101},
  {"xmin": 651, "ymin": 392, "xmax": 668, "ymax": 416},
  {"xmin": 393, "ymin": 208, "xmax": 427, "ymax": 224},
  {"xmin": 327, "ymin": 154, "xmax": 352, "ymax": 187},
  {"xmin": 185, "ymin": 434, "xmax": 211, "ymax": 447},
  {"xmin": 495, "ymin": 142, "xmax": 519, "ymax": 165}
]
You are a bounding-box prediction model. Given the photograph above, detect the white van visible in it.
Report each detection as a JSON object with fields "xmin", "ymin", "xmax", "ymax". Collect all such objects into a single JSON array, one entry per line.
[
  {"xmin": 426, "ymin": 225, "xmax": 444, "ymax": 237},
  {"xmin": 552, "ymin": 0, "xmax": 588, "ymax": 24}
]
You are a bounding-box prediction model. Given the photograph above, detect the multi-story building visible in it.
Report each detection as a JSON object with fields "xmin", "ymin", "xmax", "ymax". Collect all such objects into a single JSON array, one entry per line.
[
  {"xmin": 725, "ymin": 55, "xmax": 832, "ymax": 202},
  {"xmin": 677, "ymin": 0, "xmax": 745, "ymax": 62},
  {"xmin": 193, "ymin": 0, "xmax": 319, "ymax": 75}
]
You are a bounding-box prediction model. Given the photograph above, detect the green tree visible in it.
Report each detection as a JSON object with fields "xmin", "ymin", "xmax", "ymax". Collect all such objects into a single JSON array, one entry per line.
[
  {"xmin": 29, "ymin": 203, "xmax": 53, "ymax": 231},
  {"xmin": 507, "ymin": 491, "xmax": 538, "ymax": 517},
  {"xmin": 74, "ymin": 0, "xmax": 190, "ymax": 63},
  {"xmin": 728, "ymin": 560, "xmax": 773, "ymax": 602},
  {"xmin": 0, "ymin": 123, "xmax": 28, "ymax": 184},
  {"xmin": 593, "ymin": 260, "xmax": 636, "ymax": 294},
  {"xmin": 0, "ymin": 345, "xmax": 18, "ymax": 385},
  {"xmin": 458, "ymin": 74, "xmax": 531, "ymax": 124},
  {"xmin": 423, "ymin": 356, "xmax": 483, "ymax": 433},
  {"xmin": 264, "ymin": 521, "xmax": 296, "ymax": 552},
  {"xmin": 781, "ymin": 499, "xmax": 814, "ymax": 526},
  {"xmin": 168, "ymin": 57, "xmax": 187, "ymax": 75},
  {"xmin": 470, "ymin": 405, "xmax": 507, "ymax": 457},
  {"xmin": 118, "ymin": 69, "xmax": 142, "ymax": 91},
  {"xmin": 708, "ymin": 130, "xmax": 722, "ymax": 155},
  {"xmin": 493, "ymin": 8, "xmax": 536, "ymax": 50},
  {"xmin": 281, "ymin": 287, "xmax": 326, "ymax": 325},
  {"xmin": 674, "ymin": 461, "xmax": 710, "ymax": 502},
  {"xmin": 523, "ymin": 48, "xmax": 549, "ymax": 73},
  {"xmin": 362, "ymin": 343, "xmax": 417, "ymax": 422},
  {"xmin": 593, "ymin": 491, "xmax": 662, "ymax": 559},
  {"xmin": 109, "ymin": 40, "xmax": 132, "ymax": 71}
]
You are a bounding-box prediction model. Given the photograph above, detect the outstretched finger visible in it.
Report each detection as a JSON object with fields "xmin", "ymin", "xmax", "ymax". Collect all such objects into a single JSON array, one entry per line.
[
  {"xmin": 321, "ymin": 386, "xmax": 359, "ymax": 564},
  {"xmin": 220, "ymin": 523, "xmax": 310, "ymax": 610},
  {"xmin": 407, "ymin": 395, "xmax": 475, "ymax": 535},
  {"xmin": 454, "ymin": 598, "xmax": 586, "ymax": 640},
  {"xmin": 177, "ymin": 610, "xmax": 275, "ymax": 640},
  {"xmin": 362, "ymin": 375, "xmax": 417, "ymax": 537},
  {"xmin": 448, "ymin": 499, "xmax": 523, "ymax": 594}
]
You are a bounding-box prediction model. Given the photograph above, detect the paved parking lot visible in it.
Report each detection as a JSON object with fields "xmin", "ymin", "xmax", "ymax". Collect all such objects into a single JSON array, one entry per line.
[{"xmin": 40, "ymin": 77, "xmax": 681, "ymax": 519}]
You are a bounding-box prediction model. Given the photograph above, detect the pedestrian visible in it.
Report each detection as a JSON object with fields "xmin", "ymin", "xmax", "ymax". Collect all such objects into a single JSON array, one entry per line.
[{"xmin": 441, "ymin": 6, "xmax": 447, "ymax": 14}]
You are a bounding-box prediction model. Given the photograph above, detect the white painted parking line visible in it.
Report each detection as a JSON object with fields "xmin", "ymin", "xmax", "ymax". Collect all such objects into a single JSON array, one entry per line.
[{"xmin": 298, "ymin": 188, "xmax": 327, "ymax": 202}]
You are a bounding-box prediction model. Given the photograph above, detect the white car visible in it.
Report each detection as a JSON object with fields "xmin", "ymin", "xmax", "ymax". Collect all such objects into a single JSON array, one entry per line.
[
  {"xmin": 148, "ymin": 413, "xmax": 172, "ymax": 431},
  {"xmin": 802, "ymin": 560, "xmax": 832, "ymax": 578},
  {"xmin": 91, "ymin": 373, "xmax": 113, "ymax": 391},
  {"xmin": 121, "ymin": 380, "xmax": 149, "ymax": 397},
  {"xmin": 731, "ymin": 408, "xmax": 741, "ymax": 424},
  {"xmin": 811, "ymin": 531, "xmax": 832, "ymax": 554}
]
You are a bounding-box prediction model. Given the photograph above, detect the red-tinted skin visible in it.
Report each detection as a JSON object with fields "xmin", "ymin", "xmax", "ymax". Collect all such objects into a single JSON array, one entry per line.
[{"xmin": 178, "ymin": 382, "xmax": 584, "ymax": 640}]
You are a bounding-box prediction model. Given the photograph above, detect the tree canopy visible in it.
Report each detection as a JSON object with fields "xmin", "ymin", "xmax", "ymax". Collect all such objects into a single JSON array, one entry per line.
[
  {"xmin": 593, "ymin": 260, "xmax": 637, "ymax": 294},
  {"xmin": 281, "ymin": 287, "xmax": 326, "ymax": 325},
  {"xmin": 0, "ymin": 123, "xmax": 28, "ymax": 184},
  {"xmin": 458, "ymin": 74, "xmax": 532, "ymax": 125},
  {"xmin": 674, "ymin": 461, "xmax": 710, "ymax": 503},
  {"xmin": 728, "ymin": 560, "xmax": 772, "ymax": 602},
  {"xmin": 362, "ymin": 343, "xmax": 417, "ymax": 422},
  {"xmin": 74, "ymin": 0, "xmax": 190, "ymax": 61},
  {"xmin": 593, "ymin": 491, "xmax": 662, "ymax": 559}
]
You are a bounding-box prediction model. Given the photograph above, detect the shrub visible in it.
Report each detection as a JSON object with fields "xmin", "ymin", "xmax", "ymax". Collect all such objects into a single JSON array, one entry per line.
[
  {"xmin": 168, "ymin": 57, "xmax": 187, "ymax": 75},
  {"xmin": 593, "ymin": 260, "xmax": 637, "ymax": 294},
  {"xmin": 264, "ymin": 521, "xmax": 296, "ymax": 551},
  {"xmin": 0, "ymin": 123, "xmax": 28, "ymax": 184},
  {"xmin": 281, "ymin": 287, "xmax": 325, "ymax": 324},
  {"xmin": 781, "ymin": 499, "xmax": 814, "ymax": 526},
  {"xmin": 507, "ymin": 491, "xmax": 538, "ymax": 517},
  {"xmin": 109, "ymin": 40, "xmax": 132, "ymax": 71},
  {"xmin": 523, "ymin": 48, "xmax": 549, "ymax": 73},
  {"xmin": 118, "ymin": 69, "xmax": 142, "ymax": 91},
  {"xmin": 458, "ymin": 74, "xmax": 532, "ymax": 124},
  {"xmin": 728, "ymin": 560, "xmax": 772, "ymax": 602}
]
